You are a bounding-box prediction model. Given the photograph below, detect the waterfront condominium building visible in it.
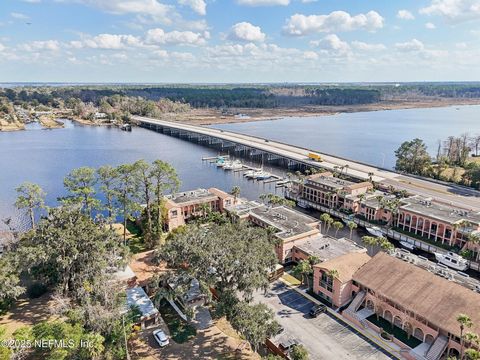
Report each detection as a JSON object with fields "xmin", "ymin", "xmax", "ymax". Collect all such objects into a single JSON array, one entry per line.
[
  {"xmin": 164, "ymin": 188, "xmax": 234, "ymax": 230},
  {"xmin": 396, "ymin": 195, "xmax": 480, "ymax": 251},
  {"xmin": 225, "ymin": 201, "xmax": 367, "ymax": 263},
  {"xmin": 290, "ymin": 172, "xmax": 480, "ymax": 255},
  {"xmin": 314, "ymin": 251, "xmax": 480, "ymax": 360}
]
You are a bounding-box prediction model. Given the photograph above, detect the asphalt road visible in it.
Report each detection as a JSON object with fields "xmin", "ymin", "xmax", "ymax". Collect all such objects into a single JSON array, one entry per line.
[{"xmin": 253, "ymin": 282, "xmax": 394, "ymax": 360}]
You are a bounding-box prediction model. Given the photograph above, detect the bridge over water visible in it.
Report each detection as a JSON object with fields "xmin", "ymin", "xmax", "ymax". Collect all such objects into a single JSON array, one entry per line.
[{"xmin": 134, "ymin": 115, "xmax": 480, "ymax": 211}]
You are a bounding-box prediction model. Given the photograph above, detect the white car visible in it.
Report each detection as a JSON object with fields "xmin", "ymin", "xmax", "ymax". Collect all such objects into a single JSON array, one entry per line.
[{"xmin": 153, "ymin": 329, "xmax": 169, "ymax": 347}]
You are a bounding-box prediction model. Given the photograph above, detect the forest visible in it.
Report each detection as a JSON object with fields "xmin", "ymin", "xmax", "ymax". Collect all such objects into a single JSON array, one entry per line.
[{"xmin": 3, "ymin": 82, "xmax": 480, "ymax": 111}]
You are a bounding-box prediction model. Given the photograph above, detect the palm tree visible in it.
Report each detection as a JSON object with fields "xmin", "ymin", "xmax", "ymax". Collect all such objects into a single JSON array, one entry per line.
[
  {"xmin": 319, "ymin": 213, "xmax": 332, "ymax": 234},
  {"xmin": 378, "ymin": 237, "xmax": 394, "ymax": 252},
  {"xmin": 230, "ymin": 186, "xmax": 241, "ymax": 204},
  {"xmin": 464, "ymin": 332, "xmax": 480, "ymax": 352},
  {"xmin": 347, "ymin": 221, "xmax": 357, "ymax": 239},
  {"xmin": 293, "ymin": 260, "xmax": 313, "ymax": 288},
  {"xmin": 328, "ymin": 269, "xmax": 339, "ymax": 280},
  {"xmin": 362, "ymin": 235, "xmax": 378, "ymax": 253},
  {"xmin": 198, "ymin": 202, "xmax": 211, "ymax": 220},
  {"xmin": 458, "ymin": 313, "xmax": 474, "ymax": 360},
  {"xmin": 333, "ymin": 221, "xmax": 344, "ymax": 238}
]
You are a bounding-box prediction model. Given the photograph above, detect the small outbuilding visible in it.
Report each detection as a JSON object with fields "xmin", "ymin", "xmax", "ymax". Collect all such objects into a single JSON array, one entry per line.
[{"xmin": 126, "ymin": 286, "xmax": 160, "ymax": 329}]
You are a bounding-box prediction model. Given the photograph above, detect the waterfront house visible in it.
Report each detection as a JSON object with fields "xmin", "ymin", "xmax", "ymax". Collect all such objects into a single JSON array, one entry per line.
[{"xmin": 164, "ymin": 188, "xmax": 234, "ymax": 230}]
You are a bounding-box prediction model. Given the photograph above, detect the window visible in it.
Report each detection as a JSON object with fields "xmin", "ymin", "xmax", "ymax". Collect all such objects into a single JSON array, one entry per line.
[
  {"xmin": 320, "ymin": 272, "xmax": 333, "ymax": 292},
  {"xmin": 171, "ymin": 210, "xmax": 178, "ymax": 218}
]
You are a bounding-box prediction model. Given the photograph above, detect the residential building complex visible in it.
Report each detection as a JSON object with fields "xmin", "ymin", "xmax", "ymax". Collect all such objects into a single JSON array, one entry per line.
[
  {"xmin": 225, "ymin": 200, "xmax": 366, "ymax": 263},
  {"xmin": 164, "ymin": 188, "xmax": 234, "ymax": 230},
  {"xmin": 289, "ymin": 172, "xmax": 480, "ymax": 257},
  {"xmin": 313, "ymin": 251, "xmax": 480, "ymax": 359}
]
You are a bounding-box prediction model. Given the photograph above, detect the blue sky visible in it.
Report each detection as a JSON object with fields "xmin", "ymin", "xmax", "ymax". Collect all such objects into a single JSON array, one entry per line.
[{"xmin": 1, "ymin": 0, "xmax": 480, "ymax": 82}]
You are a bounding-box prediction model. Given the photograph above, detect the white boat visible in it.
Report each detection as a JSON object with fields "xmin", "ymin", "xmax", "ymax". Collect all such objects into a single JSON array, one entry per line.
[
  {"xmin": 224, "ymin": 160, "xmax": 243, "ymax": 170},
  {"xmin": 254, "ymin": 171, "xmax": 271, "ymax": 180},
  {"xmin": 435, "ymin": 252, "xmax": 468, "ymax": 271},
  {"xmin": 365, "ymin": 226, "xmax": 384, "ymax": 237},
  {"xmin": 216, "ymin": 157, "xmax": 226, "ymax": 167},
  {"xmin": 243, "ymin": 170, "xmax": 254, "ymax": 177},
  {"xmin": 434, "ymin": 252, "xmax": 468, "ymax": 271},
  {"xmin": 399, "ymin": 240, "xmax": 415, "ymax": 251}
]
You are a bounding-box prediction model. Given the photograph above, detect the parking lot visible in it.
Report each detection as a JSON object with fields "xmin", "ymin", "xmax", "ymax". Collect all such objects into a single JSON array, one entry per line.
[{"xmin": 253, "ymin": 281, "xmax": 395, "ymax": 360}]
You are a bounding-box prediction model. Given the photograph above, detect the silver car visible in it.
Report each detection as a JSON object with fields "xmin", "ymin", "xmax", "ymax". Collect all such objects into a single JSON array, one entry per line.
[{"xmin": 153, "ymin": 329, "xmax": 169, "ymax": 347}]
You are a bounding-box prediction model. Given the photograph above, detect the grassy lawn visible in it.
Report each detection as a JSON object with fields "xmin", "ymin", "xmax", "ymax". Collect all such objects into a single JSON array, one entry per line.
[
  {"xmin": 366, "ymin": 315, "xmax": 422, "ymax": 349},
  {"xmin": 126, "ymin": 221, "xmax": 147, "ymax": 254},
  {"xmin": 282, "ymin": 273, "xmax": 302, "ymax": 286},
  {"xmin": 158, "ymin": 301, "xmax": 197, "ymax": 344}
]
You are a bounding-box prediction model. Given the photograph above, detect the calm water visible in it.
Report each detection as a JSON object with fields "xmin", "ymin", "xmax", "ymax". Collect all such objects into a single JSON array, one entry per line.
[
  {"xmin": 0, "ymin": 121, "xmax": 284, "ymax": 229},
  {"xmin": 212, "ymin": 105, "xmax": 480, "ymax": 169},
  {"xmin": 1, "ymin": 105, "xmax": 479, "ymax": 229}
]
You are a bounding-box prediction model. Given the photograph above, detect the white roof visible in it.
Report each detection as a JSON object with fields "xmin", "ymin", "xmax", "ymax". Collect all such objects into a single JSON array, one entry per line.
[{"xmin": 126, "ymin": 286, "xmax": 159, "ymax": 319}]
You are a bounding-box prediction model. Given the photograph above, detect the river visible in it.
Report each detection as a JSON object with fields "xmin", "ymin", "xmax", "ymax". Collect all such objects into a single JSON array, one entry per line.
[
  {"xmin": 0, "ymin": 120, "xmax": 284, "ymax": 229},
  {"xmin": 1, "ymin": 105, "xmax": 479, "ymax": 229}
]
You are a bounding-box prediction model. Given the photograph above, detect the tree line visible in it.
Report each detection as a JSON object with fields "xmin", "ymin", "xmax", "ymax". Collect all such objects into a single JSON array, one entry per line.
[
  {"xmin": 395, "ymin": 134, "xmax": 480, "ymax": 189},
  {"xmin": 14, "ymin": 159, "xmax": 180, "ymax": 248}
]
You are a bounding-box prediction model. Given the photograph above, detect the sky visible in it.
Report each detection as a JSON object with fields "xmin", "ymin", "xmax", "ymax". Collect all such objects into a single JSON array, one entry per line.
[{"xmin": 1, "ymin": 0, "xmax": 480, "ymax": 83}]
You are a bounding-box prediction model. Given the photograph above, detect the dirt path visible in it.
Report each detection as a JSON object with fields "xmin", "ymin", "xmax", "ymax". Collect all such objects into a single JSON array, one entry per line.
[
  {"xmin": 0, "ymin": 293, "xmax": 56, "ymax": 337},
  {"xmin": 130, "ymin": 322, "xmax": 260, "ymax": 360}
]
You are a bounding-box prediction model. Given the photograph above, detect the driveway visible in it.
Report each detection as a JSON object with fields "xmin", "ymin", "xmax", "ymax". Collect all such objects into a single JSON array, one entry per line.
[{"xmin": 253, "ymin": 281, "xmax": 394, "ymax": 360}]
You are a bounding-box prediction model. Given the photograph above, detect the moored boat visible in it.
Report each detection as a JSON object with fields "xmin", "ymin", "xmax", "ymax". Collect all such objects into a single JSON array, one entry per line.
[
  {"xmin": 365, "ymin": 226, "xmax": 384, "ymax": 237},
  {"xmin": 254, "ymin": 171, "xmax": 271, "ymax": 180},
  {"xmin": 399, "ymin": 240, "xmax": 415, "ymax": 251},
  {"xmin": 434, "ymin": 252, "xmax": 468, "ymax": 271},
  {"xmin": 224, "ymin": 160, "xmax": 242, "ymax": 170}
]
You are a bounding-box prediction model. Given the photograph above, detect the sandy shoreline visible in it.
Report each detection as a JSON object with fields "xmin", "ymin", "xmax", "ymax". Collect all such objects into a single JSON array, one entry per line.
[{"xmin": 2, "ymin": 98, "xmax": 480, "ymax": 131}]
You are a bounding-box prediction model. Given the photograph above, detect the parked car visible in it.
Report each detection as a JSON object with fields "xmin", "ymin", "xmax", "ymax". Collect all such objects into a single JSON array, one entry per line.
[
  {"xmin": 153, "ymin": 329, "xmax": 169, "ymax": 347},
  {"xmin": 309, "ymin": 304, "xmax": 326, "ymax": 317}
]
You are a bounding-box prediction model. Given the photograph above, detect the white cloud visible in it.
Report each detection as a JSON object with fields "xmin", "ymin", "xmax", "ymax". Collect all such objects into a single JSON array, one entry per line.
[
  {"xmin": 395, "ymin": 39, "xmax": 425, "ymax": 52},
  {"xmin": 178, "ymin": 0, "xmax": 206, "ymax": 16},
  {"xmin": 351, "ymin": 41, "xmax": 386, "ymax": 51},
  {"xmin": 283, "ymin": 10, "xmax": 384, "ymax": 36},
  {"xmin": 310, "ymin": 34, "xmax": 350, "ymax": 54},
  {"xmin": 303, "ymin": 51, "xmax": 318, "ymax": 60},
  {"xmin": 420, "ymin": 0, "xmax": 480, "ymax": 22},
  {"xmin": 21, "ymin": 0, "xmax": 41, "ymax": 3},
  {"xmin": 237, "ymin": 0, "xmax": 290, "ymax": 5},
  {"xmin": 0, "ymin": 43, "xmax": 5, "ymax": 52},
  {"xmin": 397, "ymin": 9, "xmax": 415, "ymax": 20},
  {"xmin": 146, "ymin": 28, "xmax": 209, "ymax": 46},
  {"xmin": 11, "ymin": 12, "xmax": 29, "ymax": 20},
  {"xmin": 228, "ymin": 22, "xmax": 266, "ymax": 42},
  {"xmin": 425, "ymin": 22, "xmax": 436, "ymax": 29},
  {"xmin": 79, "ymin": 34, "xmax": 143, "ymax": 49},
  {"xmin": 66, "ymin": 0, "xmax": 174, "ymax": 24},
  {"xmin": 20, "ymin": 40, "xmax": 60, "ymax": 52}
]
